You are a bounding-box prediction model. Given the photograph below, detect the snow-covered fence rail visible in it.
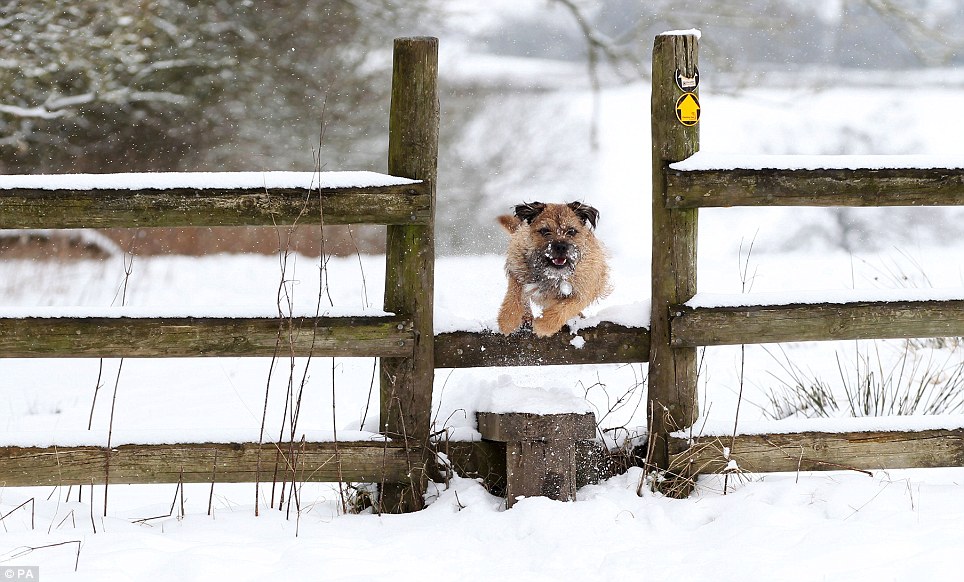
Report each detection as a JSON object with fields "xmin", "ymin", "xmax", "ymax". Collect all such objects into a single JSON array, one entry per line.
[
  {"xmin": 0, "ymin": 171, "xmax": 431, "ymax": 228},
  {"xmin": 0, "ymin": 37, "xmax": 439, "ymax": 513},
  {"xmin": 434, "ymin": 322, "xmax": 649, "ymax": 368},
  {"xmin": 651, "ymin": 32, "xmax": 964, "ymax": 487},
  {"xmin": 665, "ymin": 154, "xmax": 964, "ymax": 209}
]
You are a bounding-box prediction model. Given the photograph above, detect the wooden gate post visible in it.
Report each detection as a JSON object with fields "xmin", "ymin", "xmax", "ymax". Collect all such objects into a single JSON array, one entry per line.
[
  {"xmin": 647, "ymin": 32, "xmax": 700, "ymax": 477},
  {"xmin": 380, "ymin": 37, "xmax": 439, "ymax": 513}
]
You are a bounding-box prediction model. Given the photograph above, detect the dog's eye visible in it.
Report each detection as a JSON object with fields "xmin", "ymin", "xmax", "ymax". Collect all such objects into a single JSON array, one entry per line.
[
  {"xmin": 538, "ymin": 228, "xmax": 551, "ymax": 237},
  {"xmin": 565, "ymin": 228, "xmax": 578, "ymax": 237}
]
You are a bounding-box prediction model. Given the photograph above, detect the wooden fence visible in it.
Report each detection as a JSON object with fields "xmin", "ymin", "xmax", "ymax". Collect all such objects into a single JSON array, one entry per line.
[
  {"xmin": 0, "ymin": 37, "xmax": 441, "ymax": 514},
  {"xmin": 0, "ymin": 37, "xmax": 649, "ymax": 513},
  {"xmin": 4, "ymin": 32, "xmax": 964, "ymax": 511},
  {"xmin": 649, "ymin": 33, "xmax": 964, "ymax": 484}
]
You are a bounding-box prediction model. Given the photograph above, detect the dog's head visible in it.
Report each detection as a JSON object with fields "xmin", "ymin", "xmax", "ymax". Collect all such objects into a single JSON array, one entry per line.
[{"xmin": 506, "ymin": 201, "xmax": 601, "ymax": 272}]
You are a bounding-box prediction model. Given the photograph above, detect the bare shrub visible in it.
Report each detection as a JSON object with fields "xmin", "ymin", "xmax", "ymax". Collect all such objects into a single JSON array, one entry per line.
[{"xmin": 763, "ymin": 341, "xmax": 964, "ymax": 419}]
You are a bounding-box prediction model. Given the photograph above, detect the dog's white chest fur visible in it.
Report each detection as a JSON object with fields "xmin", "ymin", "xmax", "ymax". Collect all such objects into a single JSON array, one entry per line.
[{"xmin": 524, "ymin": 277, "xmax": 574, "ymax": 308}]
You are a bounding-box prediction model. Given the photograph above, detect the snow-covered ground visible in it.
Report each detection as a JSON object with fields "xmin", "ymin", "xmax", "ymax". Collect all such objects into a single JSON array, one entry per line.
[{"xmin": 3, "ymin": 57, "xmax": 964, "ymax": 579}]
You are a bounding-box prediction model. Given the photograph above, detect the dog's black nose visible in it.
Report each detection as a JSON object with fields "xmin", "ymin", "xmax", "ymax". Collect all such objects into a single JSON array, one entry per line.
[{"xmin": 549, "ymin": 241, "xmax": 570, "ymax": 257}]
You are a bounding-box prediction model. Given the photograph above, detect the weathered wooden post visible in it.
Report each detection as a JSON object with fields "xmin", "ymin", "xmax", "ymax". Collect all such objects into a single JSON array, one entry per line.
[
  {"xmin": 380, "ymin": 36, "xmax": 439, "ymax": 513},
  {"xmin": 647, "ymin": 31, "xmax": 700, "ymax": 482},
  {"xmin": 477, "ymin": 412, "xmax": 596, "ymax": 508}
]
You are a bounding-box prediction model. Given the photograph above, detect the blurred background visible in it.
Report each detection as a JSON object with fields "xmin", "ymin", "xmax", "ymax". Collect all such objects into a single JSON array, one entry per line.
[{"xmin": 2, "ymin": 0, "xmax": 962, "ymax": 257}]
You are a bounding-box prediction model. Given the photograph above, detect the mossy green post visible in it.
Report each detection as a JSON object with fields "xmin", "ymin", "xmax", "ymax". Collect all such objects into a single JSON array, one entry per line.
[{"xmin": 380, "ymin": 37, "xmax": 439, "ymax": 513}]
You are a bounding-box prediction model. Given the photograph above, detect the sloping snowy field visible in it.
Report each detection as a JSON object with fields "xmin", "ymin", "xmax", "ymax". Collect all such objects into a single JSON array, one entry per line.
[{"xmin": 3, "ymin": 73, "xmax": 964, "ymax": 579}]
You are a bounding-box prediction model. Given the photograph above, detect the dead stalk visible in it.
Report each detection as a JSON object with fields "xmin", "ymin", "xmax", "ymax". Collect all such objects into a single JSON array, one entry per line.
[
  {"xmin": 88, "ymin": 481, "xmax": 96, "ymax": 534},
  {"xmin": 761, "ymin": 436, "xmax": 873, "ymax": 476},
  {"xmin": 208, "ymin": 449, "xmax": 218, "ymax": 516},
  {"xmin": 131, "ymin": 477, "xmax": 184, "ymax": 524},
  {"xmin": 3, "ymin": 540, "xmax": 82, "ymax": 572},
  {"xmin": 104, "ymin": 243, "xmax": 135, "ymax": 516},
  {"xmin": 726, "ymin": 234, "xmax": 758, "ymax": 495},
  {"xmin": 54, "ymin": 510, "xmax": 76, "ymax": 531},
  {"xmin": 87, "ymin": 359, "xmax": 104, "ymax": 430},
  {"xmin": 0, "ymin": 498, "xmax": 35, "ymax": 530}
]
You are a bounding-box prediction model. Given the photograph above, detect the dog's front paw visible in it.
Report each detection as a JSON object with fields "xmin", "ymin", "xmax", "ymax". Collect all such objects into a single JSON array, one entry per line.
[
  {"xmin": 531, "ymin": 316, "xmax": 564, "ymax": 338},
  {"xmin": 497, "ymin": 309, "xmax": 524, "ymax": 335}
]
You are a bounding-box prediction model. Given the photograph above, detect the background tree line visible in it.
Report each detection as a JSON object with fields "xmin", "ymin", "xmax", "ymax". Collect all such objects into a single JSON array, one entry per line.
[{"xmin": 1, "ymin": 0, "xmax": 958, "ymax": 255}]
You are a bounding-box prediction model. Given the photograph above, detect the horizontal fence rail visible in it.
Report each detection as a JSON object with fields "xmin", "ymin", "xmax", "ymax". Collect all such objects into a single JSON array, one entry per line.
[
  {"xmin": 0, "ymin": 441, "xmax": 418, "ymax": 486},
  {"xmin": 669, "ymin": 427, "xmax": 964, "ymax": 475},
  {"xmin": 0, "ymin": 314, "xmax": 646, "ymax": 364},
  {"xmin": 671, "ymin": 298, "xmax": 964, "ymax": 347},
  {"xmin": 0, "ymin": 315, "xmax": 414, "ymax": 358},
  {"xmin": 435, "ymin": 322, "xmax": 650, "ymax": 368},
  {"xmin": 0, "ymin": 172, "xmax": 430, "ymax": 228},
  {"xmin": 665, "ymin": 154, "xmax": 964, "ymax": 209}
]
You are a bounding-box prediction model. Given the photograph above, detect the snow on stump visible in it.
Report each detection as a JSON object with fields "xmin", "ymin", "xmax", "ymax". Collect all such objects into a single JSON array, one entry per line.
[{"xmin": 477, "ymin": 411, "xmax": 596, "ymax": 508}]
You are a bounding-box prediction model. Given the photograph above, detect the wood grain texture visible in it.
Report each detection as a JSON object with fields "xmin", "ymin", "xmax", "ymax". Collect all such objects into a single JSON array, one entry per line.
[
  {"xmin": 0, "ymin": 441, "xmax": 417, "ymax": 486},
  {"xmin": 0, "ymin": 183, "xmax": 431, "ymax": 228},
  {"xmin": 430, "ymin": 440, "xmax": 615, "ymax": 497},
  {"xmin": 434, "ymin": 322, "xmax": 650, "ymax": 368},
  {"xmin": 666, "ymin": 167, "xmax": 964, "ymax": 208},
  {"xmin": 669, "ymin": 429, "xmax": 964, "ymax": 475},
  {"xmin": 380, "ymin": 37, "xmax": 440, "ymax": 512},
  {"xmin": 671, "ymin": 300, "xmax": 964, "ymax": 347},
  {"xmin": 477, "ymin": 412, "xmax": 596, "ymax": 507},
  {"xmin": 648, "ymin": 32, "xmax": 701, "ymax": 468},
  {"xmin": 0, "ymin": 315, "xmax": 414, "ymax": 358},
  {"xmin": 477, "ymin": 412, "xmax": 596, "ymax": 442}
]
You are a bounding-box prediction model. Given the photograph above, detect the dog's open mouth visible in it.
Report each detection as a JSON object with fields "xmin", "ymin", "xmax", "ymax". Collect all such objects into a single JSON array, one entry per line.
[{"xmin": 543, "ymin": 242, "xmax": 575, "ymax": 270}]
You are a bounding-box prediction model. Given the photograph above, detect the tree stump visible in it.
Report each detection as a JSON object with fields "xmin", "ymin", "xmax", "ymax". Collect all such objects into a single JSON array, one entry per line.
[{"xmin": 477, "ymin": 412, "xmax": 596, "ymax": 508}]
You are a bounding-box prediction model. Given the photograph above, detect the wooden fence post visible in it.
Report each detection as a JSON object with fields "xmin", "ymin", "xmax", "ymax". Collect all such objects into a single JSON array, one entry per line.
[
  {"xmin": 379, "ymin": 37, "xmax": 439, "ymax": 513},
  {"xmin": 648, "ymin": 32, "xmax": 700, "ymax": 478},
  {"xmin": 476, "ymin": 412, "xmax": 596, "ymax": 508}
]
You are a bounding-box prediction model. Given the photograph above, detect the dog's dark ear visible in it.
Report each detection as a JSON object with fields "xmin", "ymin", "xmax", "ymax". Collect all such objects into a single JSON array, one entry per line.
[
  {"xmin": 514, "ymin": 202, "xmax": 546, "ymax": 224},
  {"xmin": 568, "ymin": 202, "xmax": 600, "ymax": 229}
]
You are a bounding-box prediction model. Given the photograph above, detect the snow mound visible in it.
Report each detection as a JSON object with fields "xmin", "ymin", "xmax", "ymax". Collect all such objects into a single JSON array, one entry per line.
[{"xmin": 478, "ymin": 374, "xmax": 593, "ymax": 415}]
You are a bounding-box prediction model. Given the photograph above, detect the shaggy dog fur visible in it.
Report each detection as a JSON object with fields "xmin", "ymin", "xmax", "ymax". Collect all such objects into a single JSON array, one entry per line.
[{"xmin": 496, "ymin": 201, "xmax": 610, "ymax": 337}]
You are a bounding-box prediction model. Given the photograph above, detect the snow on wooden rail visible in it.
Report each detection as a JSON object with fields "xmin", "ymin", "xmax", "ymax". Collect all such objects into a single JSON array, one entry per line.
[
  {"xmin": 435, "ymin": 322, "xmax": 650, "ymax": 368},
  {"xmin": 671, "ymin": 152, "xmax": 964, "ymax": 171},
  {"xmin": 0, "ymin": 171, "xmax": 420, "ymax": 191},
  {"xmin": 665, "ymin": 152, "xmax": 964, "ymax": 209},
  {"xmin": 0, "ymin": 170, "xmax": 430, "ymax": 228}
]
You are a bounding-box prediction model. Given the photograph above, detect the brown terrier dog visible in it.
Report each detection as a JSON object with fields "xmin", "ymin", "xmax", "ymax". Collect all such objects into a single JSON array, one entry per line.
[{"xmin": 497, "ymin": 201, "xmax": 610, "ymax": 337}]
